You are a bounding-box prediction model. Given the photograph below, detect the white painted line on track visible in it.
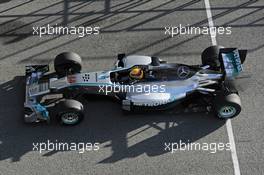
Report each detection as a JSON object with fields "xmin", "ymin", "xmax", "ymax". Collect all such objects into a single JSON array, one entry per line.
[
  {"xmin": 203, "ymin": 0, "xmax": 241, "ymax": 175},
  {"xmin": 226, "ymin": 119, "xmax": 241, "ymax": 175},
  {"xmin": 204, "ymin": 0, "xmax": 217, "ymax": 46}
]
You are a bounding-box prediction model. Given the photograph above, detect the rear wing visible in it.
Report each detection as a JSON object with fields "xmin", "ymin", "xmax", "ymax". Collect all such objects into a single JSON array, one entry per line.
[{"xmin": 219, "ymin": 48, "xmax": 247, "ymax": 79}]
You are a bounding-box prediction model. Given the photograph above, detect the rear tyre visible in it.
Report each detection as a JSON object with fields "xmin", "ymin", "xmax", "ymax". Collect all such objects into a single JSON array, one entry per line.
[
  {"xmin": 201, "ymin": 46, "xmax": 223, "ymax": 71},
  {"xmin": 56, "ymin": 99, "xmax": 84, "ymax": 125},
  {"xmin": 54, "ymin": 52, "xmax": 82, "ymax": 77},
  {"xmin": 214, "ymin": 93, "xmax": 241, "ymax": 119}
]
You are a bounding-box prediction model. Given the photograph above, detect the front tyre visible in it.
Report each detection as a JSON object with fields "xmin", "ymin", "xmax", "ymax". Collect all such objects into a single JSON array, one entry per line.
[
  {"xmin": 214, "ymin": 93, "xmax": 241, "ymax": 119},
  {"xmin": 54, "ymin": 52, "xmax": 82, "ymax": 77},
  {"xmin": 56, "ymin": 99, "xmax": 84, "ymax": 125}
]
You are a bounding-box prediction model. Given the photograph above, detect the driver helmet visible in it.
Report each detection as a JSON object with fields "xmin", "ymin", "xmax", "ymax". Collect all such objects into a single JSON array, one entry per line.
[{"xmin": 129, "ymin": 67, "xmax": 144, "ymax": 80}]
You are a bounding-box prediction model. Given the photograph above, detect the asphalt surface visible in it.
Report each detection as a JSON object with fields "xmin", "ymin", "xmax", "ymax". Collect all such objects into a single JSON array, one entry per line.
[{"xmin": 0, "ymin": 0, "xmax": 263, "ymax": 175}]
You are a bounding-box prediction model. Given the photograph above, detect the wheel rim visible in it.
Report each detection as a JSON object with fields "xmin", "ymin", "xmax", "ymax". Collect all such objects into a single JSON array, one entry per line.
[
  {"xmin": 61, "ymin": 112, "xmax": 79, "ymax": 124},
  {"xmin": 218, "ymin": 106, "xmax": 237, "ymax": 118}
]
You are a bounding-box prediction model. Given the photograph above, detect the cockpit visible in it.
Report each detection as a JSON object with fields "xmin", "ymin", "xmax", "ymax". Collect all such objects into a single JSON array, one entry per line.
[{"xmin": 110, "ymin": 63, "xmax": 199, "ymax": 84}]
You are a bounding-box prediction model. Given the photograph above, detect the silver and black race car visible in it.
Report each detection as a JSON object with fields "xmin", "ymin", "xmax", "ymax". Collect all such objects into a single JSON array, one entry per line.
[{"xmin": 24, "ymin": 46, "xmax": 247, "ymax": 125}]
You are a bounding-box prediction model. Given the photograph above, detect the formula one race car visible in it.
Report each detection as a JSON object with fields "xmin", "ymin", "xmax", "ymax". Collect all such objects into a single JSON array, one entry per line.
[{"xmin": 24, "ymin": 46, "xmax": 247, "ymax": 125}]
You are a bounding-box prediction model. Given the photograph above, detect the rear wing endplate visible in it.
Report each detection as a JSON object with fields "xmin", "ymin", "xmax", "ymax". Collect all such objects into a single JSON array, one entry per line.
[{"xmin": 219, "ymin": 48, "xmax": 247, "ymax": 79}]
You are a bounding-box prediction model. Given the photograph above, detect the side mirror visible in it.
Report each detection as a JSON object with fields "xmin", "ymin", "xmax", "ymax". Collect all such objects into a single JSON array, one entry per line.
[{"xmin": 117, "ymin": 53, "xmax": 126, "ymax": 60}]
